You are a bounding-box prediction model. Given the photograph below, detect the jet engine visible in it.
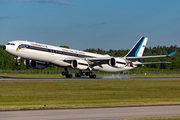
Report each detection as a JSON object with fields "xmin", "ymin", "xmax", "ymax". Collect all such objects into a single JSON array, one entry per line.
[
  {"xmin": 109, "ymin": 58, "xmax": 127, "ymax": 68},
  {"xmin": 71, "ymin": 59, "xmax": 89, "ymax": 70},
  {"xmin": 24, "ymin": 59, "xmax": 48, "ymax": 69}
]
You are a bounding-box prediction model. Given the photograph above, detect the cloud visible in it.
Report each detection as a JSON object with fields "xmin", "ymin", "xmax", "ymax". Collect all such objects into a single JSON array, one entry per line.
[
  {"xmin": 0, "ymin": 0, "xmax": 80, "ymax": 6},
  {"xmin": 0, "ymin": 16, "xmax": 19, "ymax": 20},
  {"xmin": 78, "ymin": 22, "xmax": 108, "ymax": 28}
]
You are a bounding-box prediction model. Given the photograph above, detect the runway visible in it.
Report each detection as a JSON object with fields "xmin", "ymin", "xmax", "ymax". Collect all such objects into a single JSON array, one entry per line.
[
  {"xmin": 0, "ymin": 105, "xmax": 180, "ymax": 120},
  {"xmin": 0, "ymin": 77, "xmax": 180, "ymax": 81}
]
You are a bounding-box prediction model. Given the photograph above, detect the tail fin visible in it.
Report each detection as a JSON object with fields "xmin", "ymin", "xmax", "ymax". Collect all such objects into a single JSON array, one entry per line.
[{"xmin": 125, "ymin": 37, "xmax": 148, "ymax": 57}]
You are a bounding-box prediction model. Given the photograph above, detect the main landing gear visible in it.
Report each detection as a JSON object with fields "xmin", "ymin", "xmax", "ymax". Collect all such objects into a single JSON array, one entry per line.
[
  {"xmin": 75, "ymin": 70, "xmax": 96, "ymax": 78},
  {"xmin": 62, "ymin": 68, "xmax": 72, "ymax": 78},
  {"xmin": 62, "ymin": 69, "xmax": 96, "ymax": 79}
]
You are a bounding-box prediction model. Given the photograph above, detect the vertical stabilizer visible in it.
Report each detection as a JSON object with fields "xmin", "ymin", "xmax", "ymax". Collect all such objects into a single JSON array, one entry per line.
[{"xmin": 125, "ymin": 37, "xmax": 148, "ymax": 57}]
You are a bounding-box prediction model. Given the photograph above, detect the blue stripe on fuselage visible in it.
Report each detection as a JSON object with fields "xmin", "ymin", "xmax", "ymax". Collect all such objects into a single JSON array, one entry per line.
[{"xmin": 18, "ymin": 44, "xmax": 96, "ymax": 58}]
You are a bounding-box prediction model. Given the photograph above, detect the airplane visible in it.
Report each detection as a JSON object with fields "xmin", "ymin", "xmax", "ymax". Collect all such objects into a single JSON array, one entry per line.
[{"xmin": 3, "ymin": 37, "xmax": 177, "ymax": 78}]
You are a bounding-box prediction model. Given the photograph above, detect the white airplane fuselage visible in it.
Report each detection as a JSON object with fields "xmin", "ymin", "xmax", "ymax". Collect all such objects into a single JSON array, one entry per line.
[{"xmin": 5, "ymin": 40, "xmax": 134, "ymax": 72}]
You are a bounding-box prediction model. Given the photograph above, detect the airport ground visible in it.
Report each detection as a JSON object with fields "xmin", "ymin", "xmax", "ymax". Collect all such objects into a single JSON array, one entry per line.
[
  {"xmin": 0, "ymin": 78, "xmax": 180, "ymax": 110},
  {"xmin": 0, "ymin": 75, "xmax": 180, "ymax": 119},
  {"xmin": 0, "ymin": 105, "xmax": 180, "ymax": 120},
  {"xmin": 1, "ymin": 73, "xmax": 180, "ymax": 78}
]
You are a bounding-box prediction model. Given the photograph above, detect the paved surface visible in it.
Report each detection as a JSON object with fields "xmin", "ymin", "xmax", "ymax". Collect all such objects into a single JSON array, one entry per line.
[
  {"xmin": 0, "ymin": 105, "xmax": 180, "ymax": 120},
  {"xmin": 0, "ymin": 77, "xmax": 180, "ymax": 81}
]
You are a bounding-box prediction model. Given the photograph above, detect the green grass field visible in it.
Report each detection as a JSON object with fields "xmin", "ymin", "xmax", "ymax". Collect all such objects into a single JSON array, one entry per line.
[
  {"xmin": 0, "ymin": 73, "xmax": 64, "ymax": 78},
  {"xmin": 0, "ymin": 79, "xmax": 180, "ymax": 111}
]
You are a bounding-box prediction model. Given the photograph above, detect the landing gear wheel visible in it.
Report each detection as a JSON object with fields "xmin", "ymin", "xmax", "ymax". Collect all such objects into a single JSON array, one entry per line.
[
  {"xmin": 15, "ymin": 62, "xmax": 20, "ymax": 66},
  {"xmin": 66, "ymin": 74, "xmax": 72, "ymax": 78},
  {"xmin": 85, "ymin": 72, "xmax": 89, "ymax": 76},
  {"xmin": 62, "ymin": 72, "xmax": 66, "ymax": 76},
  {"xmin": 93, "ymin": 74, "xmax": 96, "ymax": 78},
  {"xmin": 62, "ymin": 68, "xmax": 73, "ymax": 78},
  {"xmin": 82, "ymin": 72, "xmax": 85, "ymax": 76},
  {"xmin": 75, "ymin": 73, "xmax": 81, "ymax": 77},
  {"xmin": 89, "ymin": 74, "xmax": 96, "ymax": 78},
  {"xmin": 75, "ymin": 70, "xmax": 86, "ymax": 78}
]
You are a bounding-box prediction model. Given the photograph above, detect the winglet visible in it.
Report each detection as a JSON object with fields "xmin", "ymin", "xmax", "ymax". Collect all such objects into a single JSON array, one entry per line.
[{"xmin": 169, "ymin": 51, "xmax": 177, "ymax": 56}]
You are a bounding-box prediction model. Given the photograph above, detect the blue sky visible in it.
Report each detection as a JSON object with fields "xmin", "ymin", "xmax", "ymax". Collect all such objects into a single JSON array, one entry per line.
[{"xmin": 0, "ymin": 0, "xmax": 180, "ymax": 50}]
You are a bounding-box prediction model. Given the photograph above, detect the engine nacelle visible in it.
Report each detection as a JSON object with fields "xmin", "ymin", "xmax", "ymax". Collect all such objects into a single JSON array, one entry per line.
[
  {"xmin": 109, "ymin": 58, "xmax": 126, "ymax": 68},
  {"xmin": 71, "ymin": 59, "xmax": 89, "ymax": 70},
  {"xmin": 24, "ymin": 59, "xmax": 30, "ymax": 67},
  {"xmin": 24, "ymin": 59, "xmax": 48, "ymax": 69}
]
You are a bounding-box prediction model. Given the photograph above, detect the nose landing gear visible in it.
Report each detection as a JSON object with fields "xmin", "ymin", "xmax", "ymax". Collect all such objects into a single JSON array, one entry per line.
[{"xmin": 15, "ymin": 57, "xmax": 21, "ymax": 66}]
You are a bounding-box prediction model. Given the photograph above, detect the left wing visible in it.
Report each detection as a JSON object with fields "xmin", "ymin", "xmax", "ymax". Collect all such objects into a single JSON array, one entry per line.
[
  {"xmin": 63, "ymin": 51, "xmax": 177, "ymax": 68},
  {"xmin": 64, "ymin": 51, "xmax": 177, "ymax": 62},
  {"xmin": 64, "ymin": 57, "xmax": 111, "ymax": 66},
  {"xmin": 64, "ymin": 57, "xmax": 111, "ymax": 61}
]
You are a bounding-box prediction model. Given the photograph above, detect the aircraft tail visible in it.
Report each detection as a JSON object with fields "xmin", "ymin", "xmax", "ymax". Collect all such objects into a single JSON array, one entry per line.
[{"xmin": 125, "ymin": 37, "xmax": 148, "ymax": 57}]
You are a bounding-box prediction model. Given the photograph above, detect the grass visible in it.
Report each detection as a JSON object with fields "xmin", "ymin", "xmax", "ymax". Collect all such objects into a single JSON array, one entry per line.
[
  {"xmin": 0, "ymin": 73, "xmax": 64, "ymax": 78},
  {"xmin": 129, "ymin": 74, "xmax": 180, "ymax": 77},
  {"xmin": 0, "ymin": 79, "xmax": 180, "ymax": 111}
]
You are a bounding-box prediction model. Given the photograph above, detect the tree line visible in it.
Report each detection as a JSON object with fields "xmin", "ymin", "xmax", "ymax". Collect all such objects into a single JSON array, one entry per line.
[{"xmin": 0, "ymin": 45, "xmax": 179, "ymax": 71}]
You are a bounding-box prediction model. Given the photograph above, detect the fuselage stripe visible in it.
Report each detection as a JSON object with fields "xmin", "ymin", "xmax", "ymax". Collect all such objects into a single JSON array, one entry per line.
[
  {"xmin": 116, "ymin": 62, "xmax": 126, "ymax": 65},
  {"xmin": 78, "ymin": 63, "xmax": 89, "ymax": 66},
  {"xmin": 18, "ymin": 44, "xmax": 97, "ymax": 58}
]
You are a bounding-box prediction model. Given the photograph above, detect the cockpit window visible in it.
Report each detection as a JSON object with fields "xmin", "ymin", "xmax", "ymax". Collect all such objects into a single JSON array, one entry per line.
[{"xmin": 7, "ymin": 43, "xmax": 15, "ymax": 46}]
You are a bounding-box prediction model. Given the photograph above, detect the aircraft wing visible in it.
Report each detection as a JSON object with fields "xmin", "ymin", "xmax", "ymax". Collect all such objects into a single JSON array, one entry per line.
[
  {"xmin": 64, "ymin": 57, "xmax": 110, "ymax": 65},
  {"xmin": 63, "ymin": 51, "xmax": 177, "ymax": 67},
  {"xmin": 64, "ymin": 57, "xmax": 111, "ymax": 61},
  {"xmin": 125, "ymin": 51, "xmax": 177, "ymax": 60},
  {"xmin": 133, "ymin": 61, "xmax": 171, "ymax": 66}
]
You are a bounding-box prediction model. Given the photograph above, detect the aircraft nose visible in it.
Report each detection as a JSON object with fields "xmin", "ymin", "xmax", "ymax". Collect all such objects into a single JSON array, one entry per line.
[{"xmin": 3, "ymin": 45, "xmax": 6, "ymax": 50}]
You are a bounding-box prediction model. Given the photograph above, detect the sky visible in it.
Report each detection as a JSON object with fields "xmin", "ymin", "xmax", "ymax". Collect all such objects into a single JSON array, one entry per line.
[{"xmin": 0, "ymin": 0, "xmax": 180, "ymax": 51}]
